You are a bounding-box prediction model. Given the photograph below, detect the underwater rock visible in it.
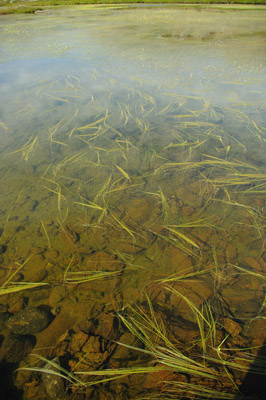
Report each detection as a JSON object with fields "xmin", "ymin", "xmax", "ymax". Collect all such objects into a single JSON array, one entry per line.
[
  {"xmin": 123, "ymin": 197, "xmax": 155, "ymax": 225},
  {"xmin": 95, "ymin": 312, "xmax": 119, "ymax": 341},
  {"xmin": 5, "ymin": 307, "xmax": 52, "ymax": 334},
  {"xmin": 115, "ymin": 242, "xmax": 144, "ymax": 254},
  {"xmin": 85, "ymin": 251, "xmax": 124, "ymax": 272},
  {"xmin": 78, "ymin": 335, "xmax": 109, "ymax": 369},
  {"xmin": 0, "ymin": 244, "xmax": 7, "ymax": 254},
  {"xmin": 170, "ymin": 317, "xmax": 200, "ymax": 342},
  {"xmin": 0, "ymin": 334, "xmax": 34, "ymax": 363},
  {"xmin": 244, "ymin": 257, "xmax": 263, "ymax": 273},
  {"xmin": 67, "ymin": 331, "xmax": 88, "ymax": 354},
  {"xmin": 112, "ymin": 332, "xmax": 140, "ymax": 362},
  {"xmin": 8, "ymin": 296, "xmax": 26, "ymax": 313},
  {"xmin": 99, "ymin": 388, "xmax": 117, "ymax": 400},
  {"xmin": 175, "ymin": 187, "xmax": 201, "ymax": 208},
  {"xmin": 182, "ymin": 205, "xmax": 194, "ymax": 217},
  {"xmin": 42, "ymin": 357, "xmax": 65, "ymax": 398},
  {"xmin": 223, "ymin": 318, "xmax": 242, "ymax": 337},
  {"xmin": 244, "ymin": 318, "xmax": 266, "ymax": 345},
  {"xmin": 48, "ymin": 286, "xmax": 67, "ymax": 307},
  {"xmin": 15, "ymin": 363, "xmax": 34, "ymax": 389},
  {"xmin": 22, "ymin": 254, "xmax": 47, "ymax": 282},
  {"xmin": 169, "ymin": 280, "xmax": 213, "ymax": 319},
  {"xmin": 144, "ymin": 370, "xmax": 181, "ymax": 390},
  {"xmin": 0, "ymin": 311, "xmax": 10, "ymax": 326},
  {"xmin": 45, "ymin": 248, "xmax": 59, "ymax": 263}
]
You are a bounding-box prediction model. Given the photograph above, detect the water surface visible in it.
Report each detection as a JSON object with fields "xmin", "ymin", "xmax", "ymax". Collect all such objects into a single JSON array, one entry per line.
[{"xmin": 0, "ymin": 5, "xmax": 266, "ymax": 398}]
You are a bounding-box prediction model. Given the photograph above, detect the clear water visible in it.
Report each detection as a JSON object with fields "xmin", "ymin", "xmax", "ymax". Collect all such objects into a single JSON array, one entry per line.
[{"xmin": 0, "ymin": 4, "xmax": 266, "ymax": 397}]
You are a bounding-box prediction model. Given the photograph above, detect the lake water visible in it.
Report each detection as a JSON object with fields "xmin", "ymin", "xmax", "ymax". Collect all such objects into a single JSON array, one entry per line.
[{"xmin": 0, "ymin": 4, "xmax": 266, "ymax": 399}]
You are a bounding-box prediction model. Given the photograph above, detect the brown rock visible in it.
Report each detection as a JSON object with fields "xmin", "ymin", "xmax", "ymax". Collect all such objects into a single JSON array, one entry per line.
[
  {"xmin": 169, "ymin": 280, "xmax": 213, "ymax": 319},
  {"xmin": 123, "ymin": 197, "xmax": 155, "ymax": 225},
  {"xmin": 68, "ymin": 331, "xmax": 89, "ymax": 354},
  {"xmin": 244, "ymin": 318, "xmax": 266, "ymax": 342},
  {"xmin": 170, "ymin": 318, "xmax": 200, "ymax": 342},
  {"xmin": 221, "ymin": 286, "xmax": 259, "ymax": 307},
  {"xmin": 82, "ymin": 335, "xmax": 101, "ymax": 354},
  {"xmin": 99, "ymin": 389, "xmax": 115, "ymax": 400},
  {"xmin": 191, "ymin": 228, "xmax": 213, "ymax": 244},
  {"xmin": 6, "ymin": 307, "xmax": 51, "ymax": 334},
  {"xmin": 44, "ymin": 249, "xmax": 59, "ymax": 262},
  {"xmin": 0, "ymin": 335, "xmax": 34, "ymax": 363},
  {"xmin": 223, "ymin": 318, "xmax": 242, "ymax": 337},
  {"xmin": 42, "ymin": 357, "xmax": 65, "ymax": 398},
  {"xmin": 32, "ymin": 310, "xmax": 76, "ymax": 360},
  {"xmin": 182, "ymin": 206, "xmax": 194, "ymax": 217},
  {"xmin": 147, "ymin": 283, "xmax": 167, "ymax": 304},
  {"xmin": 79, "ymin": 336, "xmax": 109, "ymax": 369},
  {"xmin": 22, "ymin": 254, "xmax": 47, "ymax": 282},
  {"xmin": 95, "ymin": 312, "xmax": 119, "ymax": 341},
  {"xmin": 15, "ymin": 364, "xmax": 33, "ymax": 389},
  {"xmin": 144, "ymin": 370, "xmax": 179, "ymax": 389},
  {"xmin": 225, "ymin": 243, "xmax": 237, "ymax": 262},
  {"xmin": 84, "ymin": 252, "xmax": 124, "ymax": 272},
  {"xmin": 113, "ymin": 332, "xmax": 138, "ymax": 361},
  {"xmin": 170, "ymin": 247, "xmax": 193, "ymax": 272},
  {"xmin": 253, "ymin": 197, "xmax": 265, "ymax": 208},
  {"xmin": 48, "ymin": 286, "xmax": 67, "ymax": 306},
  {"xmin": 115, "ymin": 242, "xmax": 144, "ymax": 254},
  {"xmin": 221, "ymin": 274, "xmax": 264, "ymax": 317},
  {"xmin": 8, "ymin": 296, "xmax": 26, "ymax": 313},
  {"xmin": 25, "ymin": 384, "xmax": 46, "ymax": 399},
  {"xmin": 259, "ymin": 257, "xmax": 266, "ymax": 272},
  {"xmin": 175, "ymin": 187, "xmax": 202, "ymax": 208},
  {"xmin": 244, "ymin": 257, "xmax": 262, "ymax": 273}
]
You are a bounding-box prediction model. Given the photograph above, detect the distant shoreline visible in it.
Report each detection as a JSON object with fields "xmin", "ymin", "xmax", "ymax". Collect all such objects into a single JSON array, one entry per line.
[{"xmin": 1, "ymin": 1, "xmax": 266, "ymax": 16}]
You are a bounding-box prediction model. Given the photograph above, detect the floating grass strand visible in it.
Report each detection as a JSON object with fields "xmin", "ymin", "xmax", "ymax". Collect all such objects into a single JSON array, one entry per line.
[
  {"xmin": 154, "ymin": 156, "xmax": 257, "ymax": 176},
  {"xmin": 0, "ymin": 282, "xmax": 49, "ymax": 296},
  {"xmin": 114, "ymin": 164, "xmax": 131, "ymax": 181},
  {"xmin": 149, "ymin": 229, "xmax": 198, "ymax": 258},
  {"xmin": 164, "ymin": 225, "xmax": 200, "ymax": 248},
  {"xmin": 160, "ymin": 381, "xmax": 239, "ymax": 399},
  {"xmin": 7, "ymin": 136, "xmax": 38, "ymax": 161},
  {"xmin": 157, "ymin": 267, "xmax": 211, "ymax": 283},
  {"xmin": 159, "ymin": 188, "xmax": 169, "ymax": 224},
  {"xmin": 229, "ymin": 263, "xmax": 266, "ymax": 281},
  {"xmin": 64, "ymin": 270, "xmax": 122, "ymax": 284}
]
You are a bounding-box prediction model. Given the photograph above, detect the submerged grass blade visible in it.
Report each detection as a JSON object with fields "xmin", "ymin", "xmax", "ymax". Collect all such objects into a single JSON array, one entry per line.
[
  {"xmin": 164, "ymin": 225, "xmax": 200, "ymax": 248},
  {"xmin": 0, "ymin": 282, "xmax": 48, "ymax": 296}
]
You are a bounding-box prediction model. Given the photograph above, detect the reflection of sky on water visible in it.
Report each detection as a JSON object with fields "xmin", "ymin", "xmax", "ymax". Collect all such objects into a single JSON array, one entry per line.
[{"xmin": 0, "ymin": 6, "xmax": 265, "ymax": 109}]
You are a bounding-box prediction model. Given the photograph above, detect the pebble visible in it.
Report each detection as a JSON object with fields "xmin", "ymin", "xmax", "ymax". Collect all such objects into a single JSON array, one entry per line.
[{"xmin": 42, "ymin": 357, "xmax": 65, "ymax": 398}]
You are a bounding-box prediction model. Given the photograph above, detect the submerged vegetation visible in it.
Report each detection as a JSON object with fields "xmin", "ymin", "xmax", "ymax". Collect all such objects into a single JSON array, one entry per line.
[{"xmin": 0, "ymin": 4, "xmax": 266, "ymax": 400}]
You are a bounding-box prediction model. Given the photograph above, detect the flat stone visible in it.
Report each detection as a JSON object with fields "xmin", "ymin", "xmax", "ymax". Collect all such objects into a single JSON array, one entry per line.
[
  {"xmin": 48, "ymin": 286, "xmax": 67, "ymax": 307},
  {"xmin": 95, "ymin": 312, "xmax": 119, "ymax": 341},
  {"xmin": 223, "ymin": 318, "xmax": 242, "ymax": 337},
  {"xmin": 84, "ymin": 252, "xmax": 124, "ymax": 272}
]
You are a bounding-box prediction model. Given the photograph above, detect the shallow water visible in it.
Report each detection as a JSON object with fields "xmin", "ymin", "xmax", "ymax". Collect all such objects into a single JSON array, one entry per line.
[{"xmin": 0, "ymin": 4, "xmax": 266, "ymax": 398}]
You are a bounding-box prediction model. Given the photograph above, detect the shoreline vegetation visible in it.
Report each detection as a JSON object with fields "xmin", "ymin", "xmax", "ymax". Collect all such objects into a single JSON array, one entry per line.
[{"xmin": 0, "ymin": 0, "xmax": 266, "ymax": 15}]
